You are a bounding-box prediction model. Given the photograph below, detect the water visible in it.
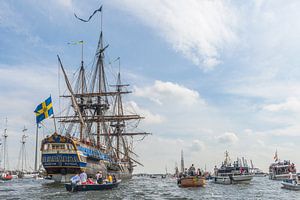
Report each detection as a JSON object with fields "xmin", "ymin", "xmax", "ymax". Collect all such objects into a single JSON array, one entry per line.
[{"xmin": 1, "ymin": 176, "xmax": 300, "ymax": 200}]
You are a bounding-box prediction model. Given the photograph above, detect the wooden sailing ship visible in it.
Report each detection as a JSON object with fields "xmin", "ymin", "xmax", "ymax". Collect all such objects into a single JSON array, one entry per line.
[{"xmin": 40, "ymin": 7, "xmax": 150, "ymax": 182}]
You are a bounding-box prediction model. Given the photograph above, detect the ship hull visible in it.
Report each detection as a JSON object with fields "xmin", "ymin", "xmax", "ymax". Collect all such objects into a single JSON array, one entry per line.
[
  {"xmin": 269, "ymin": 173, "xmax": 296, "ymax": 180},
  {"xmin": 41, "ymin": 133, "xmax": 133, "ymax": 182},
  {"xmin": 178, "ymin": 176, "xmax": 206, "ymax": 187},
  {"xmin": 213, "ymin": 174, "xmax": 253, "ymax": 184},
  {"xmin": 281, "ymin": 180, "xmax": 300, "ymax": 190}
]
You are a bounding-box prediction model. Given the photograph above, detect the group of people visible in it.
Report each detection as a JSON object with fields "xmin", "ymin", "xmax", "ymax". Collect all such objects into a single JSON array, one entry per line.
[
  {"xmin": 179, "ymin": 164, "xmax": 204, "ymax": 177},
  {"xmin": 70, "ymin": 170, "xmax": 117, "ymax": 185}
]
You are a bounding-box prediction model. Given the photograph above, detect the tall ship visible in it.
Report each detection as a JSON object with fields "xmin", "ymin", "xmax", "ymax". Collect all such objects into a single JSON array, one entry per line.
[
  {"xmin": 213, "ymin": 151, "xmax": 253, "ymax": 184},
  {"xmin": 40, "ymin": 7, "xmax": 150, "ymax": 182},
  {"xmin": 269, "ymin": 151, "xmax": 296, "ymax": 180}
]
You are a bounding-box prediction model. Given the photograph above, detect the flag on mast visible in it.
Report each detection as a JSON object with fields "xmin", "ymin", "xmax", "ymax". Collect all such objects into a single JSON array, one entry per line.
[
  {"xmin": 34, "ymin": 96, "xmax": 54, "ymax": 124},
  {"xmin": 273, "ymin": 150, "xmax": 278, "ymax": 162}
]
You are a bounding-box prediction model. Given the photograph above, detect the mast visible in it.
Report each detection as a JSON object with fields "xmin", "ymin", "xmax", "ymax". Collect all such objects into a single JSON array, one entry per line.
[
  {"xmin": 224, "ymin": 150, "xmax": 230, "ymax": 166},
  {"xmin": 78, "ymin": 41, "xmax": 86, "ymax": 141},
  {"xmin": 34, "ymin": 125, "xmax": 38, "ymax": 172},
  {"xmin": 180, "ymin": 150, "xmax": 184, "ymax": 173},
  {"xmin": 3, "ymin": 118, "xmax": 8, "ymax": 171},
  {"xmin": 18, "ymin": 127, "xmax": 28, "ymax": 173}
]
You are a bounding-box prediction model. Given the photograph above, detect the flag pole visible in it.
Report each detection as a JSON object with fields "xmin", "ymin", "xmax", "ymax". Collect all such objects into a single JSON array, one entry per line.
[
  {"xmin": 53, "ymin": 115, "xmax": 57, "ymax": 133},
  {"xmin": 34, "ymin": 123, "xmax": 39, "ymax": 172}
]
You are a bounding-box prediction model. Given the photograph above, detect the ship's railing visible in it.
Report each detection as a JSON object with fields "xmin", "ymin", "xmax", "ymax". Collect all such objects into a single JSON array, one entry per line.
[{"xmin": 216, "ymin": 172, "xmax": 252, "ymax": 176}]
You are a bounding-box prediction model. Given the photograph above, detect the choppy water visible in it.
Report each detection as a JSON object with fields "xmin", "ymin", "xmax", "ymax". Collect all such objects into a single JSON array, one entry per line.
[{"xmin": 1, "ymin": 176, "xmax": 300, "ymax": 199}]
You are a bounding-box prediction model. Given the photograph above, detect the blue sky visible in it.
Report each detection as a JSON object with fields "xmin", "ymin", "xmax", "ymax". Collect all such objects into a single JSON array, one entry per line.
[{"xmin": 1, "ymin": 0, "xmax": 300, "ymax": 173}]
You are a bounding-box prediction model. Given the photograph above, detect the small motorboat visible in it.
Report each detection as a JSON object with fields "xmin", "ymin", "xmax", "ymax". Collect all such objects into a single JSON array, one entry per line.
[
  {"xmin": 177, "ymin": 176, "xmax": 206, "ymax": 187},
  {"xmin": 281, "ymin": 179, "xmax": 300, "ymax": 190},
  {"xmin": 65, "ymin": 180, "xmax": 121, "ymax": 192}
]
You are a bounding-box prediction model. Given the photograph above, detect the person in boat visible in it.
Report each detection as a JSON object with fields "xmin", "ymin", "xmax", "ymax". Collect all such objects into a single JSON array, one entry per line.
[
  {"xmin": 112, "ymin": 175, "xmax": 117, "ymax": 183},
  {"xmin": 188, "ymin": 164, "xmax": 196, "ymax": 176},
  {"xmin": 240, "ymin": 167, "xmax": 244, "ymax": 174},
  {"xmin": 96, "ymin": 171, "xmax": 103, "ymax": 184},
  {"xmin": 87, "ymin": 176, "xmax": 95, "ymax": 184},
  {"xmin": 214, "ymin": 166, "xmax": 218, "ymax": 176},
  {"xmin": 183, "ymin": 168, "xmax": 188, "ymax": 177},
  {"xmin": 197, "ymin": 168, "xmax": 202, "ymax": 176},
  {"xmin": 70, "ymin": 173, "xmax": 81, "ymax": 191},
  {"xmin": 289, "ymin": 172, "xmax": 293, "ymax": 180},
  {"xmin": 107, "ymin": 174, "xmax": 113, "ymax": 183},
  {"xmin": 80, "ymin": 170, "xmax": 87, "ymax": 185}
]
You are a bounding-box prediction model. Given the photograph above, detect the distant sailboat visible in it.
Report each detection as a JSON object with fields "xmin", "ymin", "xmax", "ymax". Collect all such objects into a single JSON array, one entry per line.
[
  {"xmin": 17, "ymin": 127, "xmax": 35, "ymax": 179},
  {"xmin": 0, "ymin": 119, "xmax": 12, "ymax": 180}
]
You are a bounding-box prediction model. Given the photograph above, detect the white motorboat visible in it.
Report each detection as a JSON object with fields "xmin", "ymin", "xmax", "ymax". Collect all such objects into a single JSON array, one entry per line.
[{"xmin": 213, "ymin": 151, "xmax": 253, "ymax": 185}]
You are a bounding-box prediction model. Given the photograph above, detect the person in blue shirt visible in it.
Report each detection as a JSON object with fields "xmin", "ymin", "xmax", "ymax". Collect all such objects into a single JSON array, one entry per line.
[{"xmin": 70, "ymin": 173, "xmax": 81, "ymax": 192}]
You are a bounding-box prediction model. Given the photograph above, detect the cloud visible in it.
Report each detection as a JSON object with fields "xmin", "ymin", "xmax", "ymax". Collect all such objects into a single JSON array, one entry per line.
[
  {"xmin": 0, "ymin": 63, "xmax": 58, "ymax": 170},
  {"xmin": 188, "ymin": 139, "xmax": 205, "ymax": 152},
  {"xmin": 126, "ymin": 101, "xmax": 165, "ymax": 124},
  {"xmin": 216, "ymin": 132, "xmax": 239, "ymax": 144},
  {"xmin": 134, "ymin": 80, "xmax": 205, "ymax": 107},
  {"xmin": 112, "ymin": 0, "xmax": 238, "ymax": 70},
  {"xmin": 263, "ymin": 97, "xmax": 300, "ymax": 112},
  {"xmin": 55, "ymin": 0, "xmax": 74, "ymax": 10}
]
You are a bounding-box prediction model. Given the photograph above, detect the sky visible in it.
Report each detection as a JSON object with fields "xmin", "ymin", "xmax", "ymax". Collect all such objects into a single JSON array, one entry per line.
[{"xmin": 1, "ymin": 0, "xmax": 300, "ymax": 173}]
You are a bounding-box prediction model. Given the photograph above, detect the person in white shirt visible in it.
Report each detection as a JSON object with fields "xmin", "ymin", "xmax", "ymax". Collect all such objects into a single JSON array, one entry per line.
[{"xmin": 80, "ymin": 170, "xmax": 87, "ymax": 184}]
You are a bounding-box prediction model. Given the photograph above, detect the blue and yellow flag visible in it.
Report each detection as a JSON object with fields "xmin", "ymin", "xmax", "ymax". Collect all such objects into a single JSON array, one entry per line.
[{"xmin": 34, "ymin": 96, "xmax": 54, "ymax": 124}]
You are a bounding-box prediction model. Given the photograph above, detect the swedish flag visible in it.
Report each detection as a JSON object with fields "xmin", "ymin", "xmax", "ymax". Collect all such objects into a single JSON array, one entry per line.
[{"xmin": 34, "ymin": 96, "xmax": 54, "ymax": 124}]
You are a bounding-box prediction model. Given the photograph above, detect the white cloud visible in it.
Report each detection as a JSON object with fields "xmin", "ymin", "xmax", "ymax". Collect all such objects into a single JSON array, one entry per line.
[
  {"xmin": 126, "ymin": 101, "xmax": 165, "ymax": 124},
  {"xmin": 263, "ymin": 97, "xmax": 300, "ymax": 112},
  {"xmin": 216, "ymin": 132, "xmax": 239, "ymax": 144},
  {"xmin": 112, "ymin": 0, "xmax": 238, "ymax": 70},
  {"xmin": 134, "ymin": 80, "xmax": 205, "ymax": 107},
  {"xmin": 55, "ymin": 0, "xmax": 74, "ymax": 10},
  {"xmin": 188, "ymin": 139, "xmax": 205, "ymax": 152}
]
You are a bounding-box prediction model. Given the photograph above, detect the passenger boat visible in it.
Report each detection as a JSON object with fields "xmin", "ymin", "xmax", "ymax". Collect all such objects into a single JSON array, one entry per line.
[
  {"xmin": 177, "ymin": 176, "xmax": 206, "ymax": 187},
  {"xmin": 65, "ymin": 180, "xmax": 121, "ymax": 192},
  {"xmin": 38, "ymin": 6, "xmax": 150, "ymax": 183},
  {"xmin": 213, "ymin": 151, "xmax": 253, "ymax": 184},
  {"xmin": 269, "ymin": 151, "xmax": 296, "ymax": 180},
  {"xmin": 281, "ymin": 179, "xmax": 300, "ymax": 190}
]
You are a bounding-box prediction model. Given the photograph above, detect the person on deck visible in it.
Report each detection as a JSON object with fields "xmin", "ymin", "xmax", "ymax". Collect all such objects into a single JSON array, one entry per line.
[
  {"xmin": 80, "ymin": 170, "xmax": 87, "ymax": 184},
  {"xmin": 96, "ymin": 171, "xmax": 103, "ymax": 184}
]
